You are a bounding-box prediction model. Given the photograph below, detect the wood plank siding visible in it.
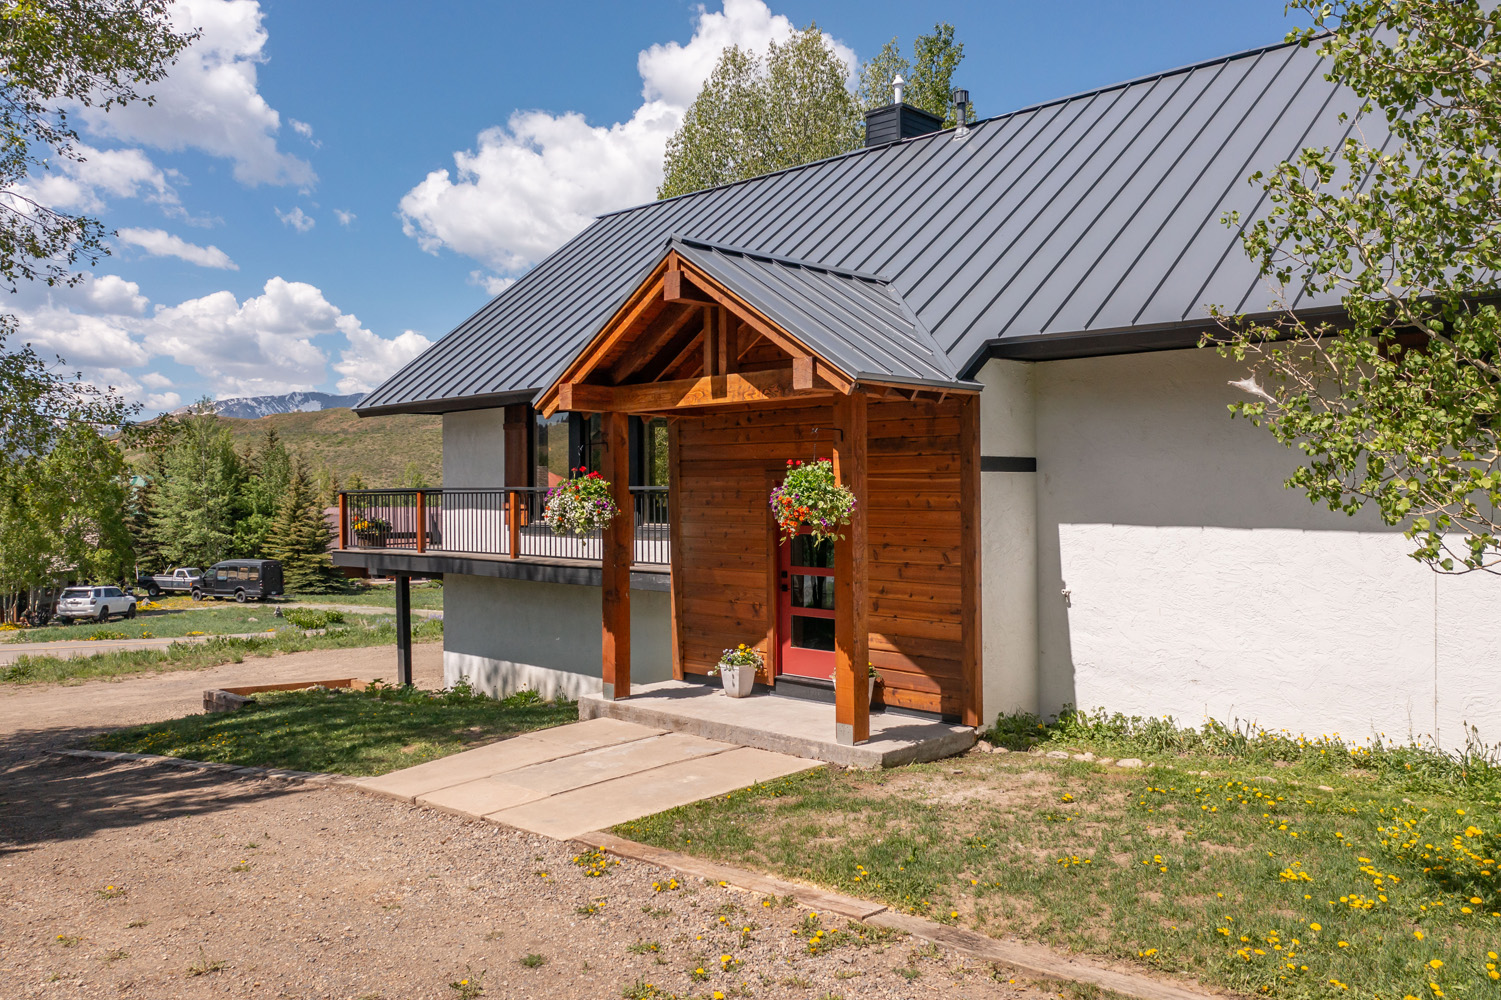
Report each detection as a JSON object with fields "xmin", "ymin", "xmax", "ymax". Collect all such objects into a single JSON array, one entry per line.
[{"xmin": 674, "ymin": 395, "xmax": 969, "ymax": 717}]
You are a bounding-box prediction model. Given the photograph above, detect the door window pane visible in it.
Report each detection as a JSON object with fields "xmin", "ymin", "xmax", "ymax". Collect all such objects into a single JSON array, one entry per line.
[
  {"xmin": 790, "ymin": 575, "xmax": 835, "ymax": 610},
  {"xmin": 790, "ymin": 535, "xmax": 835, "ymax": 568},
  {"xmin": 791, "ymin": 615, "xmax": 836, "ymax": 651}
]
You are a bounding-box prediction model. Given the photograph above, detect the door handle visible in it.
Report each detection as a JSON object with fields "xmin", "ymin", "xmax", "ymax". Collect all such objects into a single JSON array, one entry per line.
[{"xmin": 780, "ymin": 584, "xmax": 789, "ymax": 592}]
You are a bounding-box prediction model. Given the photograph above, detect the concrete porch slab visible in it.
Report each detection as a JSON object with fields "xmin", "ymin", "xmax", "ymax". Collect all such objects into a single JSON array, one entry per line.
[
  {"xmin": 483, "ymin": 746, "xmax": 822, "ymax": 840},
  {"xmin": 578, "ymin": 680, "xmax": 976, "ymax": 768}
]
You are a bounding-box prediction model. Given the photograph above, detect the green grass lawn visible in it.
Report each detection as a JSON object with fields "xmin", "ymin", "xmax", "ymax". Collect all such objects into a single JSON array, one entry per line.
[
  {"xmin": 282, "ymin": 581, "xmax": 445, "ymax": 610},
  {"xmin": 617, "ymin": 712, "xmax": 1501, "ymax": 1000},
  {"xmin": 92, "ymin": 683, "xmax": 575, "ymax": 775},
  {"xmin": 6, "ymin": 606, "xmax": 293, "ymax": 643},
  {"xmin": 0, "ymin": 617, "xmax": 442, "ymax": 686}
]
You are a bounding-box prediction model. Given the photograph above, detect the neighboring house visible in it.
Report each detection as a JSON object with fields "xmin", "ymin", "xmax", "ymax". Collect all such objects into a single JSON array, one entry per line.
[{"xmin": 339, "ymin": 38, "xmax": 1500, "ymax": 750}]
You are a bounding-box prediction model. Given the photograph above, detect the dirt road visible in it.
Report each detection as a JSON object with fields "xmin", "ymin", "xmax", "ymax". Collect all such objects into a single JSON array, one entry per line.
[{"xmin": 0, "ymin": 645, "xmax": 444, "ymax": 749}]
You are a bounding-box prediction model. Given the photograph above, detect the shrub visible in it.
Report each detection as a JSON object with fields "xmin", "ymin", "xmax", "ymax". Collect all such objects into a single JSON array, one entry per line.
[{"xmin": 282, "ymin": 608, "xmax": 346, "ymax": 630}]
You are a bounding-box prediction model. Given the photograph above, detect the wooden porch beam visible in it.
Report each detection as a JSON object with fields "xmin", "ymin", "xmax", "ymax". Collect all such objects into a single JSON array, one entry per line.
[
  {"xmin": 833, "ymin": 392, "xmax": 870, "ymax": 746},
  {"xmin": 601, "ymin": 410, "xmax": 633, "ymax": 700},
  {"xmin": 609, "ymin": 307, "xmax": 700, "ymax": 384},
  {"xmin": 557, "ymin": 369, "xmax": 835, "ymax": 414},
  {"xmin": 664, "ymin": 268, "xmax": 715, "ymax": 304}
]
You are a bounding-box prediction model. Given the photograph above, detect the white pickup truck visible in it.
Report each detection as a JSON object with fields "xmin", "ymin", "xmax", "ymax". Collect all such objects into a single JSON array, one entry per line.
[
  {"xmin": 55, "ymin": 586, "xmax": 137, "ymax": 624},
  {"xmin": 139, "ymin": 567, "xmax": 202, "ymax": 597}
]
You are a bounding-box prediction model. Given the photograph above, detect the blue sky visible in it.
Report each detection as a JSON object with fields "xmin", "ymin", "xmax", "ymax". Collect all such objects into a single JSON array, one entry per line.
[{"xmin": 11, "ymin": 0, "xmax": 1309, "ymax": 414}]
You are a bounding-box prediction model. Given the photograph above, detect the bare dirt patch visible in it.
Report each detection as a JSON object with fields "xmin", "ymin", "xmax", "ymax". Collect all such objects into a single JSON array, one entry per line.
[{"xmin": 0, "ymin": 754, "xmax": 1042, "ymax": 999}]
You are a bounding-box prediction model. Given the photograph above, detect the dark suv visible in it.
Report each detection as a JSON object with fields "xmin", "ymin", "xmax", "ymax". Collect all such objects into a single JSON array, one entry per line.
[{"xmin": 194, "ymin": 560, "xmax": 284, "ymax": 602}]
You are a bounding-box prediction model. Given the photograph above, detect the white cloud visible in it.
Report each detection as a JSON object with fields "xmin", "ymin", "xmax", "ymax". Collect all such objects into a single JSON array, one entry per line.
[
  {"xmin": 79, "ymin": 0, "xmax": 314, "ymax": 187},
  {"xmin": 332, "ymin": 326, "xmax": 434, "ymax": 394},
  {"xmin": 9, "ymin": 144, "xmax": 179, "ymax": 215},
  {"xmin": 276, "ymin": 206, "xmax": 314, "ymax": 232},
  {"xmin": 398, "ymin": 0, "xmax": 853, "ymax": 283},
  {"xmin": 334, "ymin": 208, "xmax": 356, "ymax": 226},
  {"xmin": 116, "ymin": 227, "xmax": 237, "ymax": 269},
  {"xmin": 469, "ymin": 270, "xmax": 516, "ymax": 296},
  {"xmin": 10, "ymin": 274, "xmax": 423, "ymax": 402},
  {"xmin": 79, "ymin": 274, "xmax": 150, "ymax": 316}
]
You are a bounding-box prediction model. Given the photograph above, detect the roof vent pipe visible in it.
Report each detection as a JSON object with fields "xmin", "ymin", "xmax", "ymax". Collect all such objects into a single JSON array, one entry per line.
[
  {"xmin": 952, "ymin": 88, "xmax": 970, "ymax": 139},
  {"xmin": 892, "ymin": 73, "xmax": 904, "ymax": 105}
]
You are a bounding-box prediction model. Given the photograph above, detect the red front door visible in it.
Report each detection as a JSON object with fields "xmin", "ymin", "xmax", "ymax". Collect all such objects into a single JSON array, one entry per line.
[{"xmin": 777, "ymin": 531, "xmax": 836, "ymax": 680}]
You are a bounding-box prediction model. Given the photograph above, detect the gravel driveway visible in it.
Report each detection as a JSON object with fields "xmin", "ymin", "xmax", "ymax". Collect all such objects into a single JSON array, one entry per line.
[{"xmin": 0, "ymin": 648, "xmax": 1036, "ymax": 999}]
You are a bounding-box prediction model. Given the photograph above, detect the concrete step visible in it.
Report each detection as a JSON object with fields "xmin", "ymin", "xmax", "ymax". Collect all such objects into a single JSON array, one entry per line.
[{"xmin": 578, "ymin": 680, "xmax": 976, "ymax": 769}]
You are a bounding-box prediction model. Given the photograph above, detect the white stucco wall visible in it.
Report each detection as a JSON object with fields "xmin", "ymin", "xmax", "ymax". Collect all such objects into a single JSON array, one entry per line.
[
  {"xmin": 1027, "ymin": 348, "xmax": 1501, "ymax": 749},
  {"xmin": 443, "ymin": 573, "xmax": 673, "ymax": 700},
  {"xmin": 440, "ymin": 409, "xmax": 507, "ymax": 552},
  {"xmin": 442, "ymin": 409, "xmax": 507, "ymax": 487},
  {"xmin": 976, "ymin": 359, "xmax": 1040, "ymax": 724}
]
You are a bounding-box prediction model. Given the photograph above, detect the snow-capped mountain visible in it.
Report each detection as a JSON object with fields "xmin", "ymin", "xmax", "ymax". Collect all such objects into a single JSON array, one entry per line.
[{"xmin": 170, "ymin": 391, "xmax": 366, "ymax": 420}]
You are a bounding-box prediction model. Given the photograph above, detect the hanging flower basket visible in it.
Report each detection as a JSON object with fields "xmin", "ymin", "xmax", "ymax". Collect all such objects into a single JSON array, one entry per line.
[
  {"xmin": 543, "ymin": 468, "xmax": 620, "ymax": 535},
  {"xmin": 769, "ymin": 458, "xmax": 856, "ymax": 544}
]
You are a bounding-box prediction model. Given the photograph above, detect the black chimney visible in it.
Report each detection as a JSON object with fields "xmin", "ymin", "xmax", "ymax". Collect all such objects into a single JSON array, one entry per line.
[{"xmin": 863, "ymin": 102, "xmax": 945, "ymax": 148}]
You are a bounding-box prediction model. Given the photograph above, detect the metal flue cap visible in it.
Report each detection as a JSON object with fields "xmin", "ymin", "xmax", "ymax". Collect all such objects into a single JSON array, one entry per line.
[
  {"xmin": 893, "ymin": 74, "xmax": 904, "ymax": 104},
  {"xmin": 951, "ymin": 88, "xmax": 970, "ymax": 107}
]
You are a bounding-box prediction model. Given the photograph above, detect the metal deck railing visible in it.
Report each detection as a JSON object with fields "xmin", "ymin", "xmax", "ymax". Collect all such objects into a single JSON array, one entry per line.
[{"xmin": 338, "ymin": 486, "xmax": 669, "ymax": 566}]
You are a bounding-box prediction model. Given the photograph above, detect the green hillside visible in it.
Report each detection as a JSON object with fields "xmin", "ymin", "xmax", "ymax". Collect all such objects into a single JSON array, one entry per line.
[{"xmin": 219, "ymin": 408, "xmax": 442, "ymax": 487}]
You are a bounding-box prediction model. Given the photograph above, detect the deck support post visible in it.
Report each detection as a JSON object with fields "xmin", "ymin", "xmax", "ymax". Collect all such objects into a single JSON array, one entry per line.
[
  {"xmin": 833, "ymin": 392, "xmax": 870, "ymax": 746},
  {"xmin": 601, "ymin": 410, "xmax": 633, "ymax": 700},
  {"xmin": 337, "ymin": 493, "xmax": 348, "ymax": 550},
  {"xmin": 394, "ymin": 573, "xmax": 412, "ymax": 687},
  {"xmin": 506, "ymin": 490, "xmax": 521, "ymax": 558}
]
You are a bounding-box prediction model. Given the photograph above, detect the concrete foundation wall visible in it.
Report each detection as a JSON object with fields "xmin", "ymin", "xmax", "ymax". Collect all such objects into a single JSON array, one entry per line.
[
  {"xmin": 442, "ymin": 573, "xmax": 673, "ymax": 700},
  {"xmin": 1027, "ymin": 348, "xmax": 1501, "ymax": 749}
]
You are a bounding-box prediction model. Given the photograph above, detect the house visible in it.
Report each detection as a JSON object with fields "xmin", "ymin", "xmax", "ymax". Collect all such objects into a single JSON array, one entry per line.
[{"xmin": 339, "ymin": 37, "xmax": 1501, "ymax": 752}]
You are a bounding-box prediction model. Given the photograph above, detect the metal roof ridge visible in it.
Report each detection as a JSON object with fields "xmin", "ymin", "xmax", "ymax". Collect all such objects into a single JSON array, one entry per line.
[
  {"xmin": 668, "ymin": 235, "xmax": 893, "ymax": 283},
  {"xmin": 595, "ymin": 33, "xmax": 1317, "ymax": 224}
]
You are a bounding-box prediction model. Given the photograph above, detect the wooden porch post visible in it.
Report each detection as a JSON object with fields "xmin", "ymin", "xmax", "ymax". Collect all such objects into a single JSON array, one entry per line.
[
  {"xmin": 833, "ymin": 392, "xmax": 870, "ymax": 746},
  {"xmin": 337, "ymin": 493, "xmax": 348, "ymax": 549},
  {"xmin": 601, "ymin": 410, "xmax": 633, "ymax": 699},
  {"xmin": 667, "ymin": 418, "xmax": 685, "ymax": 680},
  {"xmin": 394, "ymin": 574, "xmax": 412, "ymax": 687}
]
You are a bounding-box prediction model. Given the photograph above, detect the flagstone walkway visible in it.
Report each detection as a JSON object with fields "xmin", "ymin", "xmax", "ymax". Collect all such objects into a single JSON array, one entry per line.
[{"xmin": 351, "ymin": 716, "xmax": 821, "ymax": 840}]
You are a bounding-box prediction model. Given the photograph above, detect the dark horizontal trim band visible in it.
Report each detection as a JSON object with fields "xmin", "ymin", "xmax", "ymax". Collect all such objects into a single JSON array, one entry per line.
[
  {"xmin": 980, "ymin": 456, "xmax": 1037, "ymax": 472},
  {"xmin": 331, "ymin": 550, "xmax": 671, "ymax": 592}
]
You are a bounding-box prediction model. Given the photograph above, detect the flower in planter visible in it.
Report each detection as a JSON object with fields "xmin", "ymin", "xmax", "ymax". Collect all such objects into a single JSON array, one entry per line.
[
  {"xmin": 543, "ymin": 467, "xmax": 620, "ymax": 535},
  {"xmin": 708, "ymin": 643, "xmax": 764, "ymax": 676},
  {"xmin": 769, "ymin": 458, "xmax": 856, "ymax": 543}
]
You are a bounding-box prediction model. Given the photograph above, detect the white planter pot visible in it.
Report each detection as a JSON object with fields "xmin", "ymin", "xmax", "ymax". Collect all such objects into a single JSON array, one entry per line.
[{"xmin": 720, "ymin": 663, "xmax": 757, "ymax": 698}]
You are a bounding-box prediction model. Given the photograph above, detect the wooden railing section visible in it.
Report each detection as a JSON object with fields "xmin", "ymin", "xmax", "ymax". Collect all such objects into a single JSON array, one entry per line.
[{"xmin": 338, "ymin": 487, "xmax": 670, "ymax": 565}]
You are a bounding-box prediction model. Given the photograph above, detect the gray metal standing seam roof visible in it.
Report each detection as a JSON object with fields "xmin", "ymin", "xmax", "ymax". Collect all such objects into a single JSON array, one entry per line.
[
  {"xmin": 667, "ymin": 238, "xmax": 970, "ymax": 389},
  {"xmin": 358, "ymin": 36, "xmax": 1379, "ymax": 415}
]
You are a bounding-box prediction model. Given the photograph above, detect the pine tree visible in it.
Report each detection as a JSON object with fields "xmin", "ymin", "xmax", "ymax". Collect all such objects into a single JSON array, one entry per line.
[
  {"xmin": 149, "ymin": 415, "xmax": 242, "ymax": 569},
  {"xmin": 233, "ymin": 427, "xmax": 292, "ymax": 557},
  {"xmin": 268, "ymin": 461, "xmax": 344, "ymax": 594}
]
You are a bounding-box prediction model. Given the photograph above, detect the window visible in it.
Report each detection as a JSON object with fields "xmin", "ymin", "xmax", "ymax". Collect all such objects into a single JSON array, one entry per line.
[
  {"xmin": 248, "ymin": 568, "xmax": 259, "ymax": 581},
  {"xmin": 644, "ymin": 417, "xmax": 669, "ymax": 486},
  {"xmin": 216, "ymin": 569, "xmax": 228, "ymax": 582},
  {"xmin": 238, "ymin": 567, "xmax": 249, "ymax": 581},
  {"xmin": 534, "ymin": 411, "xmax": 571, "ymax": 488}
]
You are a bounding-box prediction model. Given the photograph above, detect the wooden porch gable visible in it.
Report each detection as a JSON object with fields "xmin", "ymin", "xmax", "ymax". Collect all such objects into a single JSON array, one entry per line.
[{"xmin": 534, "ymin": 250, "xmax": 924, "ymax": 418}]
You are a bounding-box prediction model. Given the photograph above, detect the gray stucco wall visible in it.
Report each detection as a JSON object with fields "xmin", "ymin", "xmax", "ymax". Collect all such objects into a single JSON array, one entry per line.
[
  {"xmin": 442, "ymin": 573, "xmax": 673, "ymax": 699},
  {"xmin": 442, "ymin": 408, "xmax": 507, "ymax": 487}
]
